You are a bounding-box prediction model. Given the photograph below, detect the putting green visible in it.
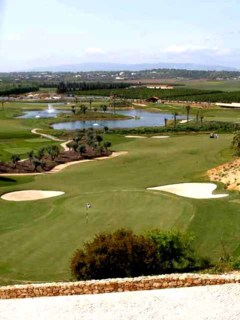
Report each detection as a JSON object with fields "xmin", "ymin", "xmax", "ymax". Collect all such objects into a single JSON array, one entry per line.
[{"xmin": 4, "ymin": 147, "xmax": 32, "ymax": 155}]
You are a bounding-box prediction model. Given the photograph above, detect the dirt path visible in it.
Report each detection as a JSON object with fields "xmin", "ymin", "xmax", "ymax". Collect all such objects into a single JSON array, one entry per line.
[{"xmin": 31, "ymin": 128, "xmax": 64, "ymax": 142}]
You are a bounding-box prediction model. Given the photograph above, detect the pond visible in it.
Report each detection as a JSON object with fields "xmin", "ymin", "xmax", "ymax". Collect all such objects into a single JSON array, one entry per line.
[
  {"xmin": 18, "ymin": 104, "xmax": 71, "ymax": 119},
  {"xmin": 51, "ymin": 109, "xmax": 186, "ymax": 130}
]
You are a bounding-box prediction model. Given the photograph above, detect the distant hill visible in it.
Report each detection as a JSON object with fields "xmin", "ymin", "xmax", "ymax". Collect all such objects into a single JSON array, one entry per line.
[{"xmin": 32, "ymin": 62, "xmax": 237, "ymax": 72}]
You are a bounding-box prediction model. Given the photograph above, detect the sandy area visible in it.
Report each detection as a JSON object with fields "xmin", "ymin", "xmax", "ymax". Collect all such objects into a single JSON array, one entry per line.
[
  {"xmin": 132, "ymin": 103, "xmax": 147, "ymax": 107},
  {"xmin": 0, "ymin": 152, "xmax": 128, "ymax": 177},
  {"xmin": 1, "ymin": 284, "xmax": 240, "ymax": 320},
  {"xmin": 147, "ymin": 183, "xmax": 228, "ymax": 199},
  {"xmin": 125, "ymin": 135, "xmax": 146, "ymax": 139},
  {"xmin": 151, "ymin": 136, "xmax": 170, "ymax": 139},
  {"xmin": 208, "ymin": 158, "xmax": 240, "ymax": 191},
  {"xmin": 1, "ymin": 190, "xmax": 65, "ymax": 202}
]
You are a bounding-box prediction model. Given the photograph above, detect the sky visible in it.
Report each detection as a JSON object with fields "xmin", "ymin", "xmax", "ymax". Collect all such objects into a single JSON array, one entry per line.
[{"xmin": 0, "ymin": 0, "xmax": 240, "ymax": 71}]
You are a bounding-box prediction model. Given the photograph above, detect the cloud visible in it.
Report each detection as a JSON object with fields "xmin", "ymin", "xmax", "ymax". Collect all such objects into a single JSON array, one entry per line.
[{"xmin": 85, "ymin": 48, "xmax": 106, "ymax": 55}]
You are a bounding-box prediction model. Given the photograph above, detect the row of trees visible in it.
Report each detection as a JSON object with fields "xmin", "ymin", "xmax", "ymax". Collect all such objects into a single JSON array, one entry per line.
[
  {"xmin": 71, "ymin": 229, "xmax": 210, "ymax": 280},
  {"xmin": 11, "ymin": 145, "xmax": 60, "ymax": 170},
  {"xmin": 0, "ymin": 85, "xmax": 39, "ymax": 96},
  {"xmin": 57, "ymin": 82, "xmax": 131, "ymax": 94}
]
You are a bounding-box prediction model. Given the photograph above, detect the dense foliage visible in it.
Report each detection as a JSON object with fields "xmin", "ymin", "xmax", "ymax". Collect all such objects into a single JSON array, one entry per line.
[
  {"xmin": 75, "ymin": 87, "xmax": 240, "ymax": 103},
  {"xmin": 0, "ymin": 85, "xmax": 39, "ymax": 96},
  {"xmin": 57, "ymin": 82, "xmax": 131, "ymax": 93},
  {"xmin": 105, "ymin": 121, "xmax": 240, "ymax": 135},
  {"xmin": 71, "ymin": 229, "xmax": 209, "ymax": 280},
  {"xmin": 76, "ymin": 87, "xmax": 220, "ymax": 99}
]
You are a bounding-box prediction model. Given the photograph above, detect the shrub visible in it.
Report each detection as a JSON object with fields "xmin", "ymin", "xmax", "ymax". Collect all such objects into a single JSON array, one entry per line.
[
  {"xmin": 146, "ymin": 230, "xmax": 197, "ymax": 273},
  {"xmin": 71, "ymin": 229, "xmax": 158, "ymax": 280},
  {"xmin": 71, "ymin": 229, "xmax": 209, "ymax": 280},
  {"xmin": 232, "ymin": 256, "xmax": 240, "ymax": 270}
]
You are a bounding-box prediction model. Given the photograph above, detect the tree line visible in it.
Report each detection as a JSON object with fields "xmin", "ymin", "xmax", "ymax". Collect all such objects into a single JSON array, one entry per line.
[
  {"xmin": 57, "ymin": 82, "xmax": 132, "ymax": 93},
  {"xmin": 0, "ymin": 85, "xmax": 39, "ymax": 96}
]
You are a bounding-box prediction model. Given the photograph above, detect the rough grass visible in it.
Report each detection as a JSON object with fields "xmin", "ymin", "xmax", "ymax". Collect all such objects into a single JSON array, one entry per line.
[{"xmin": 0, "ymin": 133, "xmax": 239, "ymax": 285}]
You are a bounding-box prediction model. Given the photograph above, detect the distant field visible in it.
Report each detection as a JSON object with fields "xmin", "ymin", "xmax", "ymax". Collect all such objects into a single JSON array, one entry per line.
[{"xmin": 183, "ymin": 80, "xmax": 240, "ymax": 92}]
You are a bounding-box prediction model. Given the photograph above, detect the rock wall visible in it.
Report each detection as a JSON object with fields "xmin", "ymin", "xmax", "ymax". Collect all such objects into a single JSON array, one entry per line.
[{"xmin": 1, "ymin": 273, "xmax": 240, "ymax": 300}]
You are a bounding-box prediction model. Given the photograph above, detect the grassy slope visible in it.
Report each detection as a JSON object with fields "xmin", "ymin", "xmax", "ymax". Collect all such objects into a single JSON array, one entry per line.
[{"xmin": 0, "ymin": 134, "xmax": 239, "ymax": 285}]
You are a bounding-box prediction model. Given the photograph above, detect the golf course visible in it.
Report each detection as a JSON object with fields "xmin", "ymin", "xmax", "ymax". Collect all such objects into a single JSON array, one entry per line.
[{"xmin": 0, "ymin": 101, "xmax": 239, "ymax": 285}]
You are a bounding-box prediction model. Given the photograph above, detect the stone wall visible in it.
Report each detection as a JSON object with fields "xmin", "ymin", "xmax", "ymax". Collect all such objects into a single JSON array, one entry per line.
[{"xmin": 1, "ymin": 273, "xmax": 240, "ymax": 300}]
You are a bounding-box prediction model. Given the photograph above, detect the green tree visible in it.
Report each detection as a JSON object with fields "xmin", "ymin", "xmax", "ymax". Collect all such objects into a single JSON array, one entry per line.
[
  {"xmin": 77, "ymin": 145, "xmax": 86, "ymax": 156},
  {"xmin": 80, "ymin": 104, "xmax": 88, "ymax": 114},
  {"xmin": 47, "ymin": 145, "xmax": 60, "ymax": 160},
  {"xmin": 37, "ymin": 148, "xmax": 45, "ymax": 160},
  {"xmin": 185, "ymin": 105, "xmax": 191, "ymax": 122},
  {"xmin": 173, "ymin": 112, "xmax": 178, "ymax": 128},
  {"xmin": 11, "ymin": 154, "xmax": 20, "ymax": 168},
  {"xmin": 32, "ymin": 159, "xmax": 42, "ymax": 172},
  {"xmin": 146, "ymin": 230, "xmax": 196, "ymax": 273},
  {"xmin": 96, "ymin": 135, "xmax": 103, "ymax": 146},
  {"xmin": 27, "ymin": 150, "xmax": 34, "ymax": 163},
  {"xmin": 103, "ymin": 141, "xmax": 111, "ymax": 150},
  {"xmin": 101, "ymin": 105, "xmax": 108, "ymax": 113}
]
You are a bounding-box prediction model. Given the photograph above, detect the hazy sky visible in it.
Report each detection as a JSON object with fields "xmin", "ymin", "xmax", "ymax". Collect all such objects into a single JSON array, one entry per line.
[{"xmin": 0, "ymin": 0, "xmax": 240, "ymax": 71}]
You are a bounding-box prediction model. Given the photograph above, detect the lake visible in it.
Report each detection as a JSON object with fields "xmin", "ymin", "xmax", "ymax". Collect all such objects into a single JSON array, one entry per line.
[{"xmin": 51, "ymin": 109, "xmax": 186, "ymax": 130}]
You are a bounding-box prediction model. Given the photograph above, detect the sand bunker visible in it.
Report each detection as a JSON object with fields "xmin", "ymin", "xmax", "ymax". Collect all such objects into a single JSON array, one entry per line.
[
  {"xmin": 151, "ymin": 136, "xmax": 170, "ymax": 139},
  {"xmin": 1, "ymin": 190, "xmax": 65, "ymax": 202},
  {"xmin": 147, "ymin": 183, "xmax": 228, "ymax": 199},
  {"xmin": 125, "ymin": 136, "xmax": 146, "ymax": 139}
]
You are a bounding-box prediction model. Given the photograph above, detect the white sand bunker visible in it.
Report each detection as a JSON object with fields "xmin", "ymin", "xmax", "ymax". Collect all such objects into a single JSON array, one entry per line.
[
  {"xmin": 151, "ymin": 136, "xmax": 170, "ymax": 139},
  {"xmin": 125, "ymin": 135, "xmax": 146, "ymax": 139},
  {"xmin": 147, "ymin": 183, "xmax": 228, "ymax": 199},
  {"xmin": 1, "ymin": 190, "xmax": 65, "ymax": 202}
]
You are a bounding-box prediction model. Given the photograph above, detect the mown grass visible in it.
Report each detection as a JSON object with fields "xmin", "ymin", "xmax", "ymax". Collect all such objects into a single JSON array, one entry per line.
[{"xmin": 0, "ymin": 133, "xmax": 239, "ymax": 285}]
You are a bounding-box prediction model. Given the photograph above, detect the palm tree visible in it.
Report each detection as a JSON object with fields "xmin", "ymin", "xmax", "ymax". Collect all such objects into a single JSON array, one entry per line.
[
  {"xmin": 185, "ymin": 105, "xmax": 191, "ymax": 122},
  {"xmin": 101, "ymin": 105, "xmax": 108, "ymax": 113},
  {"xmin": 11, "ymin": 154, "xmax": 20, "ymax": 168},
  {"xmin": 33, "ymin": 159, "xmax": 41, "ymax": 172},
  {"xmin": 104, "ymin": 141, "xmax": 111, "ymax": 151},
  {"xmin": 200, "ymin": 115, "xmax": 204, "ymax": 127},
  {"xmin": 71, "ymin": 105, "xmax": 76, "ymax": 114},
  {"xmin": 78, "ymin": 145, "xmax": 86, "ymax": 156},
  {"xmin": 27, "ymin": 150, "xmax": 34, "ymax": 163},
  {"xmin": 47, "ymin": 145, "xmax": 60, "ymax": 160},
  {"xmin": 173, "ymin": 112, "xmax": 178, "ymax": 128},
  {"xmin": 196, "ymin": 111, "xmax": 199, "ymax": 123},
  {"xmin": 96, "ymin": 135, "xmax": 103, "ymax": 146},
  {"xmin": 37, "ymin": 148, "xmax": 45, "ymax": 160},
  {"xmin": 164, "ymin": 118, "xmax": 168, "ymax": 127},
  {"xmin": 103, "ymin": 126, "xmax": 109, "ymax": 133},
  {"xmin": 80, "ymin": 104, "xmax": 87, "ymax": 114}
]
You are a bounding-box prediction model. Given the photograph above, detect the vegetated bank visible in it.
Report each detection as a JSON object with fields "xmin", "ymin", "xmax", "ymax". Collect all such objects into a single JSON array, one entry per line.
[{"xmin": 0, "ymin": 130, "xmax": 112, "ymax": 174}]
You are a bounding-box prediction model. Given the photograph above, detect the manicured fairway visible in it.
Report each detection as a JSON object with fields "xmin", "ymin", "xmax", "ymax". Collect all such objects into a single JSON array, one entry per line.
[{"xmin": 0, "ymin": 133, "xmax": 239, "ymax": 285}]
